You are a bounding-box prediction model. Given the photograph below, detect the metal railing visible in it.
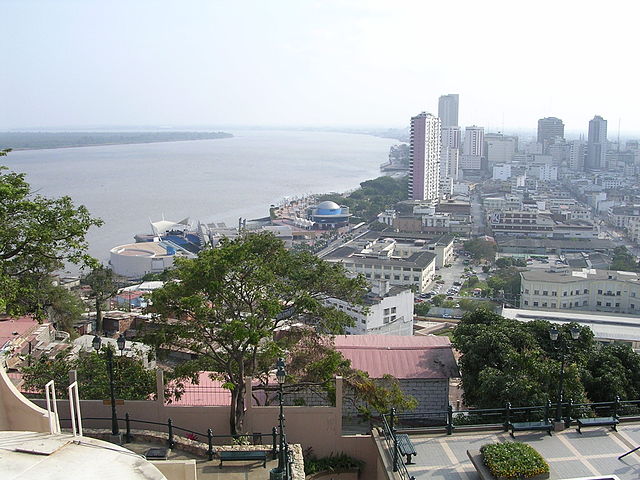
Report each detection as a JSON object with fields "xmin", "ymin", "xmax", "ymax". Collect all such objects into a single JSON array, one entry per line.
[
  {"xmin": 381, "ymin": 409, "xmax": 415, "ymax": 480},
  {"xmin": 382, "ymin": 396, "xmax": 636, "ymax": 437},
  {"xmin": 57, "ymin": 414, "xmax": 280, "ymax": 462}
]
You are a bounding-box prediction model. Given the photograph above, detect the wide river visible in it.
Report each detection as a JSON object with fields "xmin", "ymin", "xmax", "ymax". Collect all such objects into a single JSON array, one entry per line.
[{"xmin": 3, "ymin": 130, "xmax": 396, "ymax": 267}]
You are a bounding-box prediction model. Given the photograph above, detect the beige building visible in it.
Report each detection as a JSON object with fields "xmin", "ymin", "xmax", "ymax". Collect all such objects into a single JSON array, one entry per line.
[{"xmin": 520, "ymin": 268, "xmax": 640, "ymax": 314}]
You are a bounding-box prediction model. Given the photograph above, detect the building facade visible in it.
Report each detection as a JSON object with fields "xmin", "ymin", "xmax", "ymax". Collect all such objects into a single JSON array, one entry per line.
[
  {"xmin": 437, "ymin": 93, "xmax": 459, "ymax": 127},
  {"xmin": 409, "ymin": 112, "xmax": 441, "ymax": 201},
  {"xmin": 537, "ymin": 117, "xmax": 565, "ymax": 150},
  {"xmin": 520, "ymin": 269, "xmax": 640, "ymax": 314},
  {"xmin": 586, "ymin": 115, "xmax": 608, "ymax": 170}
]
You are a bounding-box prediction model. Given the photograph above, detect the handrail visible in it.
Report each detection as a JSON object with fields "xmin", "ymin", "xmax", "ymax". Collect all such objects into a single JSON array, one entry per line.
[
  {"xmin": 44, "ymin": 380, "xmax": 60, "ymax": 434},
  {"xmin": 68, "ymin": 381, "xmax": 82, "ymax": 438}
]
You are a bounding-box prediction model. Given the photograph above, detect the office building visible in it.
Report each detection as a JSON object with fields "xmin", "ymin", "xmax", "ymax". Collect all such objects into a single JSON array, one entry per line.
[
  {"xmin": 463, "ymin": 126, "xmax": 484, "ymax": 156},
  {"xmin": 586, "ymin": 115, "xmax": 608, "ymax": 170},
  {"xmin": 537, "ymin": 117, "xmax": 565, "ymax": 150},
  {"xmin": 440, "ymin": 126, "xmax": 461, "ymax": 182},
  {"xmin": 408, "ymin": 112, "xmax": 441, "ymax": 201},
  {"xmin": 438, "ymin": 94, "xmax": 459, "ymax": 127}
]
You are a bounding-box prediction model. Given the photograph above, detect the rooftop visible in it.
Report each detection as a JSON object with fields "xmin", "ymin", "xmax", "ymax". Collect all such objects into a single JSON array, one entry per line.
[
  {"xmin": 333, "ymin": 335, "xmax": 459, "ymax": 380},
  {"xmin": 521, "ymin": 269, "xmax": 640, "ymax": 284}
]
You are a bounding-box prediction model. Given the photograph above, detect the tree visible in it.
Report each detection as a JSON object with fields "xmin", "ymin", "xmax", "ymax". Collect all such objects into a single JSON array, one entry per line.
[
  {"xmin": 84, "ymin": 266, "xmax": 118, "ymax": 333},
  {"xmin": 583, "ymin": 344, "xmax": 640, "ymax": 402},
  {"xmin": 146, "ymin": 232, "xmax": 368, "ymax": 434},
  {"xmin": 487, "ymin": 266, "xmax": 522, "ymax": 301},
  {"xmin": 22, "ymin": 347, "xmax": 155, "ymax": 400},
  {"xmin": 463, "ymin": 239, "xmax": 496, "ymax": 262},
  {"xmin": 0, "ymin": 159, "xmax": 102, "ymax": 316},
  {"xmin": 451, "ymin": 310, "xmax": 591, "ymax": 407},
  {"xmin": 610, "ymin": 246, "xmax": 639, "ymax": 272},
  {"xmin": 414, "ymin": 302, "xmax": 431, "ymax": 316},
  {"xmin": 431, "ymin": 294, "xmax": 446, "ymax": 307}
]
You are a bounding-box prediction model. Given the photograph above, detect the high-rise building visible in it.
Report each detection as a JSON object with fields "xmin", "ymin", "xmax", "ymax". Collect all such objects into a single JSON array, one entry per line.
[
  {"xmin": 586, "ymin": 115, "xmax": 608, "ymax": 170},
  {"xmin": 440, "ymin": 126, "xmax": 461, "ymax": 182},
  {"xmin": 438, "ymin": 94, "xmax": 459, "ymax": 128},
  {"xmin": 484, "ymin": 133, "xmax": 517, "ymax": 166},
  {"xmin": 568, "ymin": 140, "xmax": 586, "ymax": 171},
  {"xmin": 408, "ymin": 112, "xmax": 441, "ymax": 201},
  {"xmin": 463, "ymin": 126, "xmax": 484, "ymax": 156},
  {"xmin": 537, "ymin": 117, "xmax": 565, "ymax": 150}
]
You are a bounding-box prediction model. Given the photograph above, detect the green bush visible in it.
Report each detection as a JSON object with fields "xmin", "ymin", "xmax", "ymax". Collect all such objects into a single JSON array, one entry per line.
[
  {"xmin": 304, "ymin": 452, "xmax": 364, "ymax": 474},
  {"xmin": 481, "ymin": 442, "xmax": 549, "ymax": 479}
]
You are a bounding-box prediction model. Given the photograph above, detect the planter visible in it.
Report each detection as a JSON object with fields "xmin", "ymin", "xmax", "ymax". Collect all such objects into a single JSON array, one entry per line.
[
  {"xmin": 305, "ymin": 468, "xmax": 360, "ymax": 480},
  {"xmin": 467, "ymin": 450, "xmax": 550, "ymax": 480}
]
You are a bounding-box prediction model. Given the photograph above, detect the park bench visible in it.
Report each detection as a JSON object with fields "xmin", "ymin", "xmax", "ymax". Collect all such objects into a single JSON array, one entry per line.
[
  {"xmin": 508, "ymin": 421, "xmax": 553, "ymax": 438},
  {"xmin": 218, "ymin": 450, "xmax": 268, "ymax": 468},
  {"xmin": 576, "ymin": 416, "xmax": 619, "ymax": 434},
  {"xmin": 396, "ymin": 433, "xmax": 417, "ymax": 464}
]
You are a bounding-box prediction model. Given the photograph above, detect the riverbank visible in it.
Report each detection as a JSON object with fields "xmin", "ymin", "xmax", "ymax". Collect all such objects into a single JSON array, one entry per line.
[{"xmin": 0, "ymin": 131, "xmax": 233, "ymax": 151}]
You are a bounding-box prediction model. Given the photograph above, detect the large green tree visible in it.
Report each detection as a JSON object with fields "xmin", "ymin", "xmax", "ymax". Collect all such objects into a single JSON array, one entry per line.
[
  {"xmin": 84, "ymin": 266, "xmax": 119, "ymax": 333},
  {"xmin": 0, "ymin": 157, "xmax": 102, "ymax": 315},
  {"xmin": 22, "ymin": 347, "xmax": 155, "ymax": 400},
  {"xmin": 146, "ymin": 232, "xmax": 368, "ymax": 434},
  {"xmin": 463, "ymin": 238, "xmax": 497, "ymax": 262}
]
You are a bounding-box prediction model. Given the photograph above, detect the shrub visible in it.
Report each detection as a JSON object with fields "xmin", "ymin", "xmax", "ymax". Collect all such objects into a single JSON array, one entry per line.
[
  {"xmin": 304, "ymin": 452, "xmax": 364, "ymax": 474},
  {"xmin": 481, "ymin": 442, "xmax": 549, "ymax": 479}
]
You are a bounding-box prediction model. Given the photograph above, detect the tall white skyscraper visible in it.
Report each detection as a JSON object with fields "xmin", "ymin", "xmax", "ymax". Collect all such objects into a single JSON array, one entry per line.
[
  {"xmin": 569, "ymin": 140, "xmax": 586, "ymax": 171},
  {"xmin": 438, "ymin": 94, "xmax": 459, "ymax": 127},
  {"xmin": 408, "ymin": 112, "xmax": 441, "ymax": 202},
  {"xmin": 586, "ymin": 115, "xmax": 607, "ymax": 170},
  {"xmin": 463, "ymin": 126, "xmax": 484, "ymax": 156},
  {"xmin": 440, "ymin": 126, "xmax": 461, "ymax": 181}
]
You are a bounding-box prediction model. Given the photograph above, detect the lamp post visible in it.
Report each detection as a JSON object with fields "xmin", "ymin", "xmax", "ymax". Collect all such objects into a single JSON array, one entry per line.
[
  {"xmin": 271, "ymin": 357, "xmax": 287, "ymax": 480},
  {"xmin": 549, "ymin": 325, "xmax": 580, "ymax": 422},
  {"xmin": 92, "ymin": 335, "xmax": 121, "ymax": 436}
]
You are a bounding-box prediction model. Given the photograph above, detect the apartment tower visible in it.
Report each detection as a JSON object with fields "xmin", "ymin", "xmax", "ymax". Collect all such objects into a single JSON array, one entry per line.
[
  {"xmin": 586, "ymin": 115, "xmax": 608, "ymax": 170},
  {"xmin": 438, "ymin": 94, "xmax": 459, "ymax": 128},
  {"xmin": 409, "ymin": 112, "xmax": 441, "ymax": 201},
  {"xmin": 537, "ymin": 117, "xmax": 565, "ymax": 150}
]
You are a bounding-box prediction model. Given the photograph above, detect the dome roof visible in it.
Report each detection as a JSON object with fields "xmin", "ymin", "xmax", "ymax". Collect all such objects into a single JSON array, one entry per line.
[{"xmin": 317, "ymin": 200, "xmax": 341, "ymax": 210}]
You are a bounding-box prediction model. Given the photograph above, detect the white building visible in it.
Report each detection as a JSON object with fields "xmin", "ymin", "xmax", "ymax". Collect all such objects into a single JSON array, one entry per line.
[
  {"xmin": 463, "ymin": 126, "xmax": 484, "ymax": 156},
  {"xmin": 485, "ymin": 133, "xmax": 516, "ymax": 166},
  {"xmin": 529, "ymin": 164, "xmax": 558, "ymax": 181},
  {"xmin": 569, "ymin": 140, "xmax": 586, "ymax": 171},
  {"xmin": 109, "ymin": 241, "xmax": 195, "ymax": 279},
  {"xmin": 492, "ymin": 163, "xmax": 512, "ymax": 181},
  {"xmin": 520, "ymin": 269, "xmax": 640, "ymax": 315},
  {"xmin": 327, "ymin": 282, "xmax": 414, "ymax": 336},
  {"xmin": 409, "ymin": 112, "xmax": 441, "ymax": 201}
]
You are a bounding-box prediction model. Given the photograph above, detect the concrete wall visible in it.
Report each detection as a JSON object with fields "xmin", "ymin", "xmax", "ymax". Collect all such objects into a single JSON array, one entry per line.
[
  {"xmin": 151, "ymin": 460, "xmax": 197, "ymax": 480},
  {"xmin": 0, "ymin": 364, "xmax": 53, "ymax": 432}
]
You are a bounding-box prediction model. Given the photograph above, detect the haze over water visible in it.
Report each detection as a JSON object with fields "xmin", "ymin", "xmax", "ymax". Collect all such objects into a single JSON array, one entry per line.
[{"xmin": 4, "ymin": 130, "xmax": 396, "ymax": 267}]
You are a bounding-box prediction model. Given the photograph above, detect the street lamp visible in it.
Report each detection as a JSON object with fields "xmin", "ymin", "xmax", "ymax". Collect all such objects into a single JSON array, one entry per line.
[
  {"xmin": 549, "ymin": 325, "xmax": 580, "ymax": 422},
  {"xmin": 92, "ymin": 335, "xmax": 120, "ymax": 437},
  {"xmin": 271, "ymin": 357, "xmax": 288, "ymax": 480}
]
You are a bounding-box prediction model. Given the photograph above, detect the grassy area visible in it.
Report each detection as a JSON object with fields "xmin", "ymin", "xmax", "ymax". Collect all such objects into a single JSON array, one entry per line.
[{"xmin": 459, "ymin": 280, "xmax": 488, "ymax": 296}]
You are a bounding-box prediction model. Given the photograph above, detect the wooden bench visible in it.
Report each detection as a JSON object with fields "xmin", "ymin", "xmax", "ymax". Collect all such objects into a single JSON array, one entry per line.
[
  {"xmin": 396, "ymin": 433, "xmax": 417, "ymax": 464},
  {"xmin": 576, "ymin": 416, "xmax": 619, "ymax": 434},
  {"xmin": 508, "ymin": 421, "xmax": 553, "ymax": 438},
  {"xmin": 219, "ymin": 450, "xmax": 268, "ymax": 468}
]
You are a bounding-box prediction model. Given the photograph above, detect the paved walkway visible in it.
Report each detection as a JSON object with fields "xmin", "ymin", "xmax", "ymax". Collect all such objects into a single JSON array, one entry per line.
[{"xmin": 403, "ymin": 423, "xmax": 640, "ymax": 480}]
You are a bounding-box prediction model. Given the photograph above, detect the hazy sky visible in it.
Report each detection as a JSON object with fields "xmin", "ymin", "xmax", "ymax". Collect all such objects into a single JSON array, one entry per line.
[{"xmin": 3, "ymin": 0, "xmax": 639, "ymax": 135}]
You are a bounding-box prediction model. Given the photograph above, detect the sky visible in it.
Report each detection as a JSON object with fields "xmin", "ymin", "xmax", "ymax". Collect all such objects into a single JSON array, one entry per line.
[{"xmin": 3, "ymin": 0, "xmax": 640, "ymax": 135}]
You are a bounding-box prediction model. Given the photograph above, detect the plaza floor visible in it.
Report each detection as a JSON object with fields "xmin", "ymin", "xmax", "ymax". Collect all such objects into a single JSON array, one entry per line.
[{"xmin": 403, "ymin": 423, "xmax": 640, "ymax": 480}]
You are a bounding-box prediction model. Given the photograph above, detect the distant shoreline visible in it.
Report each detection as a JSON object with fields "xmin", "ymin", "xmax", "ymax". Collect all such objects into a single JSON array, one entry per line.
[{"xmin": 0, "ymin": 131, "xmax": 233, "ymax": 151}]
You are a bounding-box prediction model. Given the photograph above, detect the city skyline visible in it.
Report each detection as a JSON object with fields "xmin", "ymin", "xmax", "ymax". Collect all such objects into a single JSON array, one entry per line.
[{"xmin": 2, "ymin": 1, "xmax": 640, "ymax": 134}]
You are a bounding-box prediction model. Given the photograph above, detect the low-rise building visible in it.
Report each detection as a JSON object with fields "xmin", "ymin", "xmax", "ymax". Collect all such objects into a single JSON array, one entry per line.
[
  {"xmin": 326, "ymin": 281, "xmax": 414, "ymax": 336},
  {"xmin": 520, "ymin": 268, "xmax": 640, "ymax": 315}
]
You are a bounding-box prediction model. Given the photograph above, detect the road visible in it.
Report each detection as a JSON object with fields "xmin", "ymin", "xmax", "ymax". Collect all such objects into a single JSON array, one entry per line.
[{"xmin": 470, "ymin": 192, "xmax": 485, "ymax": 236}]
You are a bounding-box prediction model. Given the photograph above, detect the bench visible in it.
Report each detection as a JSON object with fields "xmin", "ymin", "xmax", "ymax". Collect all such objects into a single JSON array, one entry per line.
[
  {"xmin": 396, "ymin": 433, "xmax": 417, "ymax": 464},
  {"xmin": 576, "ymin": 416, "xmax": 619, "ymax": 434},
  {"xmin": 508, "ymin": 421, "xmax": 553, "ymax": 438},
  {"xmin": 218, "ymin": 450, "xmax": 268, "ymax": 468}
]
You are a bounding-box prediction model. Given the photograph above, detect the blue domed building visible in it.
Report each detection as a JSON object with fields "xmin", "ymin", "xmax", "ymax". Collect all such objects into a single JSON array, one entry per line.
[{"xmin": 307, "ymin": 200, "xmax": 352, "ymax": 229}]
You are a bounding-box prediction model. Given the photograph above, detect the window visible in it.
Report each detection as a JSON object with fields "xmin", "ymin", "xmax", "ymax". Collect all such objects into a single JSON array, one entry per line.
[
  {"xmin": 632, "ymin": 292, "xmax": 637, "ymax": 297},
  {"xmin": 365, "ymin": 273, "xmax": 371, "ymax": 278},
  {"xmin": 391, "ymin": 307, "xmax": 396, "ymax": 314},
  {"xmin": 374, "ymin": 274, "xmax": 381, "ymax": 279},
  {"xmin": 551, "ymin": 303, "xmax": 556, "ymax": 308},
  {"xmin": 394, "ymin": 275, "xmax": 400, "ymax": 280},
  {"xmin": 632, "ymin": 304, "xmax": 636, "ymax": 309},
  {"xmin": 524, "ymin": 300, "xmax": 529, "ymax": 306},
  {"xmin": 597, "ymin": 301, "xmax": 602, "ymax": 306},
  {"xmin": 542, "ymin": 302, "xmax": 547, "ymax": 307},
  {"xmin": 533, "ymin": 302, "xmax": 539, "ymax": 307},
  {"xmin": 543, "ymin": 291, "xmax": 548, "ymax": 296},
  {"xmin": 534, "ymin": 290, "xmax": 540, "ymax": 295},
  {"xmin": 562, "ymin": 303, "xmax": 567, "ymax": 308},
  {"xmin": 552, "ymin": 291, "xmax": 557, "ymax": 296},
  {"xmin": 606, "ymin": 302, "xmax": 611, "ymax": 307},
  {"xmin": 525, "ymin": 289, "xmax": 529, "ymax": 294},
  {"xmin": 413, "ymin": 276, "xmax": 419, "ymax": 282},
  {"xmin": 574, "ymin": 302, "xmax": 579, "ymax": 307},
  {"xmin": 598, "ymin": 289, "xmax": 603, "ymax": 294},
  {"xmin": 583, "ymin": 300, "xmax": 587, "ymax": 306},
  {"xmin": 584, "ymin": 289, "xmax": 588, "ymax": 294},
  {"xmin": 404, "ymin": 275, "xmax": 410, "ymax": 281},
  {"xmin": 615, "ymin": 303, "xmax": 620, "ymax": 307},
  {"xmin": 616, "ymin": 291, "xmax": 621, "ymax": 296},
  {"xmin": 384, "ymin": 308, "xmax": 390, "ymax": 315},
  {"xmin": 563, "ymin": 291, "xmax": 567, "ymax": 296}
]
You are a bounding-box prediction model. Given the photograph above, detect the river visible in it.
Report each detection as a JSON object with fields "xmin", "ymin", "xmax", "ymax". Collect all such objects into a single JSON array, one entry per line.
[{"xmin": 3, "ymin": 129, "xmax": 396, "ymax": 267}]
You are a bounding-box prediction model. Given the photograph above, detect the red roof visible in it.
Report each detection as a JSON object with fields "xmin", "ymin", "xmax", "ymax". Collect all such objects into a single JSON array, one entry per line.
[
  {"xmin": 0, "ymin": 316, "xmax": 38, "ymax": 346},
  {"xmin": 333, "ymin": 335, "xmax": 459, "ymax": 380}
]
